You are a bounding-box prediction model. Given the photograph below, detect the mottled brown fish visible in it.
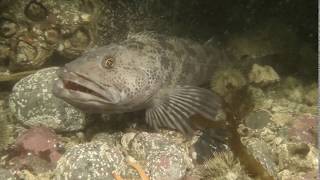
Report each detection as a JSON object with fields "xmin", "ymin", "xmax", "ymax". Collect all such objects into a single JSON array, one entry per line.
[{"xmin": 53, "ymin": 33, "xmax": 227, "ymax": 135}]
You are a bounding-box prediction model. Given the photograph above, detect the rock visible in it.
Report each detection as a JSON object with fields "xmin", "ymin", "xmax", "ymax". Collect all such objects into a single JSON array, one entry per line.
[
  {"xmin": 125, "ymin": 132, "xmax": 192, "ymax": 180},
  {"xmin": 0, "ymin": 168, "xmax": 16, "ymax": 180},
  {"xmin": 248, "ymin": 64, "xmax": 280, "ymax": 86},
  {"xmin": 280, "ymin": 77, "xmax": 305, "ymax": 103},
  {"xmin": 211, "ymin": 68, "xmax": 247, "ymax": 103},
  {"xmin": 9, "ymin": 67, "xmax": 87, "ymax": 132},
  {"xmin": 146, "ymin": 145, "xmax": 188, "ymax": 180},
  {"xmin": 0, "ymin": 108, "xmax": 13, "ymax": 150},
  {"xmin": 91, "ymin": 131, "xmax": 123, "ymax": 146},
  {"xmin": 246, "ymin": 76, "xmax": 316, "ymax": 124},
  {"xmin": 0, "ymin": 0, "xmax": 101, "ymax": 71},
  {"xmin": 278, "ymin": 142, "xmax": 317, "ymax": 172},
  {"xmin": 90, "ymin": 131, "xmax": 194, "ymax": 180},
  {"xmin": 10, "ymin": 155, "xmax": 56, "ymax": 174},
  {"xmin": 54, "ymin": 142, "xmax": 134, "ymax": 180},
  {"xmin": 244, "ymin": 110, "xmax": 272, "ymax": 129},
  {"xmin": 191, "ymin": 128, "xmax": 229, "ymax": 163},
  {"xmin": 270, "ymin": 112, "xmax": 293, "ymax": 126},
  {"xmin": 8, "ymin": 126, "xmax": 63, "ymax": 173},
  {"xmin": 127, "ymin": 132, "xmax": 183, "ymax": 159},
  {"xmin": 239, "ymin": 123, "xmax": 318, "ymax": 180},
  {"xmin": 14, "ymin": 126, "xmax": 63, "ymax": 163},
  {"xmin": 303, "ymin": 83, "xmax": 318, "ymax": 106},
  {"xmin": 240, "ymin": 137, "xmax": 278, "ymax": 178},
  {"xmin": 287, "ymin": 114, "xmax": 317, "ymax": 145}
]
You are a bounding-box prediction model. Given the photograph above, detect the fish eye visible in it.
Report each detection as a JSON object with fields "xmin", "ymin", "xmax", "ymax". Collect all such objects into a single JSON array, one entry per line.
[{"xmin": 102, "ymin": 56, "xmax": 114, "ymax": 69}]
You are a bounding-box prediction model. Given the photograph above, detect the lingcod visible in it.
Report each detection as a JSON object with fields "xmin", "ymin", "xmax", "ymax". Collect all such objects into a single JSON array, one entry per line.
[{"xmin": 53, "ymin": 33, "xmax": 227, "ymax": 135}]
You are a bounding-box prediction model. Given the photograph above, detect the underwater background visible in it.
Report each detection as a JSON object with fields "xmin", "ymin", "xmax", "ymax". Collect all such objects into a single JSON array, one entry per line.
[{"xmin": 0, "ymin": 0, "xmax": 317, "ymax": 179}]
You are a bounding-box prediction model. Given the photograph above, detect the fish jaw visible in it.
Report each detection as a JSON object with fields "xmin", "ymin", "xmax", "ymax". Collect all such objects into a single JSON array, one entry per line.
[{"xmin": 52, "ymin": 68, "xmax": 122, "ymax": 113}]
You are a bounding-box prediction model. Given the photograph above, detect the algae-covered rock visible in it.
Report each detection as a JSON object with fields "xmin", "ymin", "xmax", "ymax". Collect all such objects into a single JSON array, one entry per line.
[
  {"xmin": 123, "ymin": 132, "xmax": 192, "ymax": 180},
  {"xmin": 0, "ymin": 110, "xmax": 13, "ymax": 151},
  {"xmin": 55, "ymin": 142, "xmax": 132, "ymax": 180},
  {"xmin": 239, "ymin": 123, "xmax": 318, "ymax": 180},
  {"xmin": 9, "ymin": 67, "xmax": 87, "ymax": 132},
  {"xmin": 303, "ymin": 83, "xmax": 318, "ymax": 106},
  {"xmin": 279, "ymin": 77, "xmax": 305, "ymax": 103},
  {"xmin": 248, "ymin": 64, "xmax": 280, "ymax": 86},
  {"xmin": 0, "ymin": 0, "xmax": 100, "ymax": 71},
  {"xmin": 246, "ymin": 76, "xmax": 316, "ymax": 117},
  {"xmin": 244, "ymin": 110, "xmax": 272, "ymax": 129},
  {"xmin": 278, "ymin": 142, "xmax": 317, "ymax": 171},
  {"xmin": 90, "ymin": 131, "xmax": 194, "ymax": 180},
  {"xmin": 0, "ymin": 168, "xmax": 16, "ymax": 180},
  {"xmin": 287, "ymin": 114, "xmax": 317, "ymax": 145},
  {"xmin": 240, "ymin": 137, "xmax": 278, "ymax": 178}
]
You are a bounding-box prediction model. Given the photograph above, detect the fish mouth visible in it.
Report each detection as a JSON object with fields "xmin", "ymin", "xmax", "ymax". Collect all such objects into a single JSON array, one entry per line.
[
  {"xmin": 62, "ymin": 79, "xmax": 106, "ymax": 100},
  {"xmin": 53, "ymin": 68, "xmax": 119, "ymax": 106}
]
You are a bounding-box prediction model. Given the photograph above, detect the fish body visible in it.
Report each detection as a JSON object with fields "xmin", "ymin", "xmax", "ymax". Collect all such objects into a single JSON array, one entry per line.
[{"xmin": 53, "ymin": 33, "xmax": 226, "ymax": 135}]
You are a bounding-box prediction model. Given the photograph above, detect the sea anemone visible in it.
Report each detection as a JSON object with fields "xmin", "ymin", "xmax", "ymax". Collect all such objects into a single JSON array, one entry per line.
[{"xmin": 198, "ymin": 151, "xmax": 251, "ymax": 180}]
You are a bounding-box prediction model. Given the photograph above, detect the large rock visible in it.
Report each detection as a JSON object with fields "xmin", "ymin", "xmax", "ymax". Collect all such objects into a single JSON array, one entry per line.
[{"xmin": 9, "ymin": 67, "xmax": 87, "ymax": 132}]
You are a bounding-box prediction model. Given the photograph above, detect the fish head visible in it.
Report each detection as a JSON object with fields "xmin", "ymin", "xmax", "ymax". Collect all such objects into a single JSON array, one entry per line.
[{"xmin": 53, "ymin": 45, "xmax": 159, "ymax": 113}]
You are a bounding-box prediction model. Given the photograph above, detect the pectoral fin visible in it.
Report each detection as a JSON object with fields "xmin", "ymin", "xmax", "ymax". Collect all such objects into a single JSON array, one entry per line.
[{"xmin": 145, "ymin": 86, "xmax": 225, "ymax": 135}]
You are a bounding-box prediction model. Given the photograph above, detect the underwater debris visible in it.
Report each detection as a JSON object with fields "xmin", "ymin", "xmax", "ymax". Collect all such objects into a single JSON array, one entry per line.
[
  {"xmin": 198, "ymin": 151, "xmax": 251, "ymax": 180},
  {"xmin": 9, "ymin": 67, "xmax": 87, "ymax": 132}
]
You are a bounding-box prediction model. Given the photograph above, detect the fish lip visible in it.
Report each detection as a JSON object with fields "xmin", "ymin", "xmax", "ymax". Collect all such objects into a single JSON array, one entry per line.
[
  {"xmin": 53, "ymin": 80, "xmax": 111, "ymax": 107},
  {"xmin": 54, "ymin": 67, "xmax": 119, "ymax": 104}
]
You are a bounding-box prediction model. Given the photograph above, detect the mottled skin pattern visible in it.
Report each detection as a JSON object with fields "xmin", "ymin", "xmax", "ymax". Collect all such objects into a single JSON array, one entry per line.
[{"xmin": 53, "ymin": 33, "xmax": 225, "ymax": 131}]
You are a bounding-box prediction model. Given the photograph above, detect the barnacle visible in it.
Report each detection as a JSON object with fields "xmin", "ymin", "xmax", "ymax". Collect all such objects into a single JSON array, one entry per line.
[{"xmin": 102, "ymin": 56, "xmax": 114, "ymax": 69}]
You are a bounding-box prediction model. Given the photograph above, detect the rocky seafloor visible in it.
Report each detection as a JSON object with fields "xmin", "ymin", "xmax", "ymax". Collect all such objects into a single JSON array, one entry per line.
[{"xmin": 0, "ymin": 0, "xmax": 317, "ymax": 180}]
